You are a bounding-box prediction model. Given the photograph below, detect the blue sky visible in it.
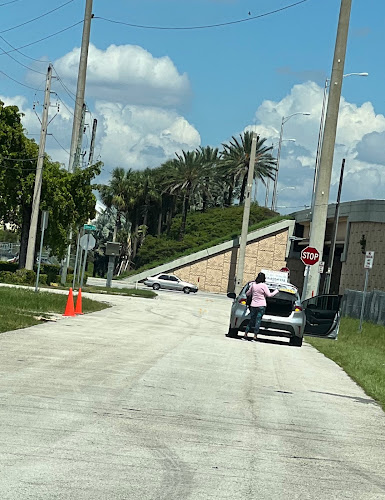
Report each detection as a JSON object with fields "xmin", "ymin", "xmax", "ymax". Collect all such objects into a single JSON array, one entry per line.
[{"xmin": 0, "ymin": 0, "xmax": 384, "ymax": 212}]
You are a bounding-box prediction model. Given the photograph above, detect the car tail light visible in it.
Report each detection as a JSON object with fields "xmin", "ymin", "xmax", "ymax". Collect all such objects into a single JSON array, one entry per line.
[
  {"xmin": 294, "ymin": 305, "xmax": 303, "ymax": 312},
  {"xmin": 239, "ymin": 298, "xmax": 247, "ymax": 305}
]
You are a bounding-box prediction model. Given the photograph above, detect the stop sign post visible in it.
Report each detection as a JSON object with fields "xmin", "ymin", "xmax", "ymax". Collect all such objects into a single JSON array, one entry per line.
[{"xmin": 300, "ymin": 246, "xmax": 320, "ymax": 301}]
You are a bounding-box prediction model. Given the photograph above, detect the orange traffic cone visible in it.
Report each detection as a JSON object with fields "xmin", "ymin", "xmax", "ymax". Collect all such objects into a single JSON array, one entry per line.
[
  {"xmin": 75, "ymin": 288, "xmax": 83, "ymax": 315},
  {"xmin": 63, "ymin": 288, "xmax": 76, "ymax": 317}
]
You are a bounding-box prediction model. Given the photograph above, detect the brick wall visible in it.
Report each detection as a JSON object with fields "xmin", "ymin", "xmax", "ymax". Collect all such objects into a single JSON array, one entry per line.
[
  {"xmin": 340, "ymin": 222, "xmax": 385, "ymax": 293},
  {"xmin": 171, "ymin": 229, "xmax": 289, "ymax": 293}
]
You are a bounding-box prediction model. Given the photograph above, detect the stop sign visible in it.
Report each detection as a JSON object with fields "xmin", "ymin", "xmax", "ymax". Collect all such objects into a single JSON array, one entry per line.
[{"xmin": 301, "ymin": 246, "xmax": 320, "ymax": 266}]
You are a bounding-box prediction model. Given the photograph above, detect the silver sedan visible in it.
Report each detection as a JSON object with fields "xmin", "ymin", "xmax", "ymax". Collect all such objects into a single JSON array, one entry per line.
[{"xmin": 143, "ymin": 273, "xmax": 198, "ymax": 294}]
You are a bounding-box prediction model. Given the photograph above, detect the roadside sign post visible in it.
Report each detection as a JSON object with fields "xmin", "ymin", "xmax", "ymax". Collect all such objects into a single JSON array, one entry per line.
[
  {"xmin": 300, "ymin": 246, "xmax": 320, "ymax": 301},
  {"xmin": 79, "ymin": 233, "xmax": 96, "ymax": 289},
  {"xmin": 359, "ymin": 251, "xmax": 374, "ymax": 332},
  {"xmin": 72, "ymin": 227, "xmax": 82, "ymax": 290},
  {"xmin": 35, "ymin": 210, "xmax": 49, "ymax": 292}
]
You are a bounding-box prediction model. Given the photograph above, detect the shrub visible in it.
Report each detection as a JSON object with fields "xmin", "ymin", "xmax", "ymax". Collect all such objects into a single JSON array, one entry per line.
[
  {"xmin": 0, "ymin": 271, "xmax": 17, "ymax": 283},
  {"xmin": 15, "ymin": 269, "xmax": 36, "ymax": 285},
  {"xmin": 38, "ymin": 274, "xmax": 48, "ymax": 285},
  {"xmin": 0, "ymin": 262, "xmax": 18, "ymax": 273}
]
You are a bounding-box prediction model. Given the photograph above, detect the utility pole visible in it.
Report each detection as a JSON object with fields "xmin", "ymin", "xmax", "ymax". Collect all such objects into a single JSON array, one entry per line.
[
  {"xmin": 25, "ymin": 65, "xmax": 53, "ymax": 270},
  {"xmin": 74, "ymin": 103, "xmax": 86, "ymax": 169},
  {"xmin": 304, "ymin": 0, "xmax": 352, "ymax": 299},
  {"xmin": 88, "ymin": 118, "xmax": 97, "ymax": 166},
  {"xmin": 323, "ymin": 158, "xmax": 345, "ymax": 294},
  {"xmin": 61, "ymin": 0, "xmax": 93, "ymax": 284},
  {"xmin": 235, "ymin": 132, "xmax": 258, "ymax": 295},
  {"xmin": 68, "ymin": 0, "xmax": 93, "ymax": 173}
]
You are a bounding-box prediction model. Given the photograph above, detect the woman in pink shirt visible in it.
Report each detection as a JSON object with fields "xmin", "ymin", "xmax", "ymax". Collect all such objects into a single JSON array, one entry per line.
[{"xmin": 244, "ymin": 272, "xmax": 279, "ymax": 341}]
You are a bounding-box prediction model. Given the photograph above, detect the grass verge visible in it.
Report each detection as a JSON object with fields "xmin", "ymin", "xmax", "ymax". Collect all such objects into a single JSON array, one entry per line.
[
  {"xmin": 306, "ymin": 317, "xmax": 385, "ymax": 411},
  {"xmin": 0, "ymin": 287, "xmax": 109, "ymax": 334},
  {"xmin": 80, "ymin": 286, "xmax": 157, "ymax": 298}
]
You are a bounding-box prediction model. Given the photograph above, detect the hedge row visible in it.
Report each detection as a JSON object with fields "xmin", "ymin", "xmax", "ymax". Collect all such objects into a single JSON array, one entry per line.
[{"xmin": 0, "ymin": 262, "xmax": 73, "ymax": 284}]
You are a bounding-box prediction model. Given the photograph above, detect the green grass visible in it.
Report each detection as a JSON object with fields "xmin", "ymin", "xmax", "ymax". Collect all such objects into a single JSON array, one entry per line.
[
  {"xmin": 80, "ymin": 285, "xmax": 157, "ymax": 298},
  {"xmin": 0, "ymin": 287, "xmax": 109, "ymax": 334},
  {"xmin": 306, "ymin": 317, "xmax": 385, "ymax": 411},
  {"xmin": 44, "ymin": 283, "xmax": 157, "ymax": 298}
]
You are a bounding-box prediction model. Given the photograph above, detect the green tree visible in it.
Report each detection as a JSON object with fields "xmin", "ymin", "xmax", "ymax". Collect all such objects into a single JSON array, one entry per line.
[
  {"xmin": 220, "ymin": 131, "xmax": 277, "ymax": 205},
  {"xmin": 162, "ymin": 150, "xmax": 207, "ymax": 240},
  {"xmin": 0, "ymin": 100, "xmax": 101, "ymax": 266}
]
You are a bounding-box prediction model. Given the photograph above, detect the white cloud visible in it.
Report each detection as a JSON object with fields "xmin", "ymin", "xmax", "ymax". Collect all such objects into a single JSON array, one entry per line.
[
  {"xmin": 45, "ymin": 44, "xmax": 191, "ymax": 108},
  {"xmin": 5, "ymin": 43, "xmax": 200, "ymax": 178},
  {"xmin": 247, "ymin": 81, "xmax": 385, "ymax": 212},
  {"xmin": 95, "ymin": 101, "xmax": 200, "ymax": 176},
  {"xmin": 0, "ymin": 94, "xmax": 201, "ymax": 179}
]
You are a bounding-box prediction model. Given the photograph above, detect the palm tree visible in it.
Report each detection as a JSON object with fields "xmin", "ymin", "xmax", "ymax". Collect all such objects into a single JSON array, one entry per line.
[
  {"xmin": 98, "ymin": 167, "xmax": 133, "ymax": 235},
  {"xmin": 220, "ymin": 131, "xmax": 277, "ymax": 205},
  {"xmin": 162, "ymin": 150, "xmax": 206, "ymax": 240},
  {"xmin": 195, "ymin": 145, "xmax": 220, "ymax": 212}
]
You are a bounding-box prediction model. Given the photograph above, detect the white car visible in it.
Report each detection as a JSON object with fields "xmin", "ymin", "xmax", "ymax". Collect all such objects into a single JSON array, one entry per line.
[{"xmin": 143, "ymin": 273, "xmax": 198, "ymax": 294}]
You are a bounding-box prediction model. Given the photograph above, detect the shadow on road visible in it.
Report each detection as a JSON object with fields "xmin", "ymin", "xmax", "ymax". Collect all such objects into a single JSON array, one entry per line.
[{"xmin": 226, "ymin": 335, "xmax": 291, "ymax": 347}]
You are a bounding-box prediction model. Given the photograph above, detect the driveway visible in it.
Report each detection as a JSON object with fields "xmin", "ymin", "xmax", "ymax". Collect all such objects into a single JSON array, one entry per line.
[{"xmin": 0, "ymin": 291, "xmax": 384, "ymax": 499}]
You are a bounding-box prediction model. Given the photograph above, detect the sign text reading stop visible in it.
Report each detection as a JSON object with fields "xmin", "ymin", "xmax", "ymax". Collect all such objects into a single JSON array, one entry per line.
[{"xmin": 301, "ymin": 246, "xmax": 320, "ymax": 266}]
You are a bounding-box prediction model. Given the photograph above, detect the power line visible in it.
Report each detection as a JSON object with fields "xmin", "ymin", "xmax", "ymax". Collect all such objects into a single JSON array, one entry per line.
[
  {"xmin": 0, "ymin": 69, "xmax": 44, "ymax": 90},
  {"xmin": 0, "ymin": 0, "xmax": 75, "ymax": 34},
  {"xmin": 54, "ymin": 92, "xmax": 74, "ymax": 116},
  {"xmin": 94, "ymin": 0, "xmax": 310, "ymax": 31},
  {"xmin": 0, "ymin": 156, "xmax": 39, "ymax": 162},
  {"xmin": 52, "ymin": 67, "xmax": 76, "ymax": 101},
  {"xmin": 0, "ymin": 20, "xmax": 83, "ymax": 56},
  {"xmin": 0, "ymin": 0, "xmax": 21, "ymax": 6},
  {"xmin": 50, "ymin": 134, "xmax": 70, "ymax": 155},
  {"xmin": 0, "ymin": 36, "xmax": 47, "ymax": 74}
]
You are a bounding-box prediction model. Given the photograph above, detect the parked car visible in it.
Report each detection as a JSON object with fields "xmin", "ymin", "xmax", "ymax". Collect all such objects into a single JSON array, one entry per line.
[
  {"xmin": 143, "ymin": 273, "xmax": 198, "ymax": 294},
  {"xmin": 227, "ymin": 280, "xmax": 341, "ymax": 346}
]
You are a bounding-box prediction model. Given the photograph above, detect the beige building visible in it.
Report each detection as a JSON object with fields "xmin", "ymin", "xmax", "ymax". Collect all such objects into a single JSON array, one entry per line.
[
  {"xmin": 124, "ymin": 200, "xmax": 385, "ymax": 296},
  {"xmin": 124, "ymin": 219, "xmax": 295, "ymax": 293},
  {"xmin": 289, "ymin": 200, "xmax": 385, "ymax": 294}
]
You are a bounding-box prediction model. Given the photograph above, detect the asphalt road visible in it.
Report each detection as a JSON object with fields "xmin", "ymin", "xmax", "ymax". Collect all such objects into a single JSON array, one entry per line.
[{"xmin": 1, "ymin": 291, "xmax": 385, "ymax": 499}]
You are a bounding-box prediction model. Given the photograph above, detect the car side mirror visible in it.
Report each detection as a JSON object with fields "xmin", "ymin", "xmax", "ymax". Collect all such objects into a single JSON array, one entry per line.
[{"xmin": 227, "ymin": 292, "xmax": 236, "ymax": 299}]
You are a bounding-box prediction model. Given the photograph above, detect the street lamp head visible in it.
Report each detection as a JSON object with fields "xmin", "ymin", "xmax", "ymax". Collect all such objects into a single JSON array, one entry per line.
[{"xmin": 302, "ymin": 112, "xmax": 311, "ymax": 116}]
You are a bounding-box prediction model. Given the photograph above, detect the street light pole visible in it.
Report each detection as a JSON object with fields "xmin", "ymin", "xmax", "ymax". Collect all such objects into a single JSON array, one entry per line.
[
  {"xmin": 310, "ymin": 72, "xmax": 367, "ymax": 223},
  {"xmin": 305, "ymin": 0, "xmax": 352, "ymax": 299},
  {"xmin": 235, "ymin": 132, "xmax": 258, "ymax": 295},
  {"xmin": 271, "ymin": 113, "xmax": 310, "ymax": 211}
]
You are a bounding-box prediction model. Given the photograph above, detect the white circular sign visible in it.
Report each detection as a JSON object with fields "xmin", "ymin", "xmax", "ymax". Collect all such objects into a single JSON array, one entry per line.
[{"xmin": 80, "ymin": 234, "xmax": 96, "ymax": 250}]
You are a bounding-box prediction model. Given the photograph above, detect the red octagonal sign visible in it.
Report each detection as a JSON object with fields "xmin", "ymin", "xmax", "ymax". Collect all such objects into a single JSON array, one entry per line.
[{"xmin": 301, "ymin": 246, "xmax": 320, "ymax": 266}]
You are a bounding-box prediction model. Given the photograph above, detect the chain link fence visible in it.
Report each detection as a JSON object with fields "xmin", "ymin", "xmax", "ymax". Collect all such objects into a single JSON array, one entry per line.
[{"xmin": 341, "ymin": 289, "xmax": 385, "ymax": 326}]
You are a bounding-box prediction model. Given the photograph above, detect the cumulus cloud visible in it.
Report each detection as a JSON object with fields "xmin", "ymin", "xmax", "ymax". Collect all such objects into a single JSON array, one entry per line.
[
  {"xmin": 246, "ymin": 81, "xmax": 385, "ymax": 212},
  {"xmin": 95, "ymin": 101, "xmax": 200, "ymax": 177},
  {"xmin": 44, "ymin": 44, "xmax": 191, "ymax": 108},
  {"xmin": 9, "ymin": 43, "xmax": 200, "ymax": 177},
  {"xmin": 356, "ymin": 131, "xmax": 385, "ymax": 165}
]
